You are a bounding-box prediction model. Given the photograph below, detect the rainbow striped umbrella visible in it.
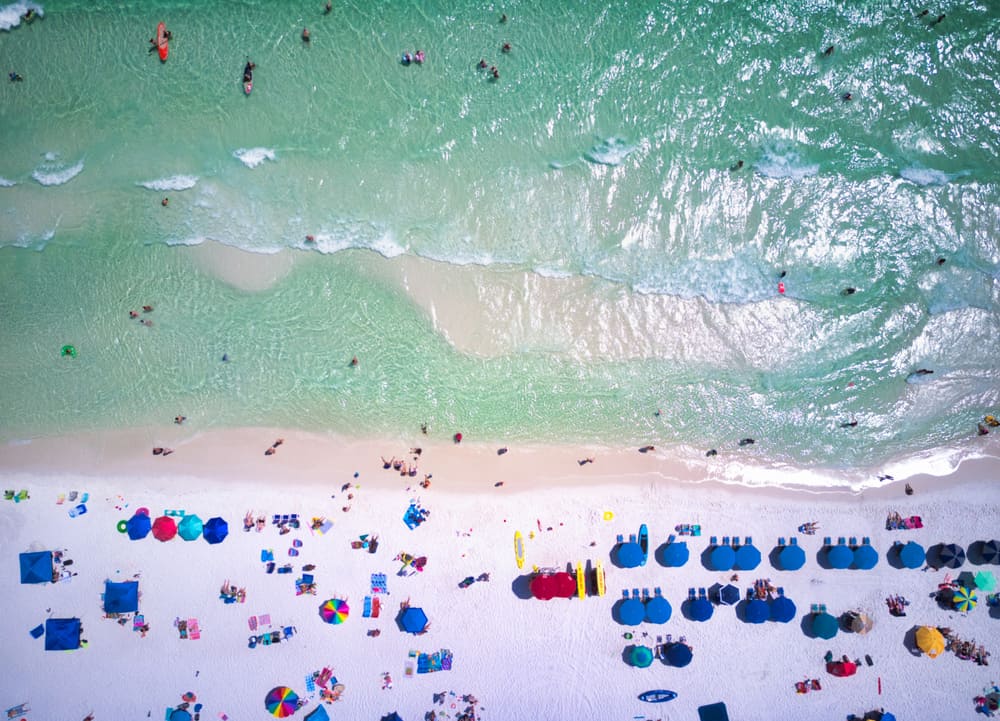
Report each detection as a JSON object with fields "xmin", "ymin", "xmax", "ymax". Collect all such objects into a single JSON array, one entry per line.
[
  {"xmin": 319, "ymin": 598, "xmax": 349, "ymax": 624},
  {"xmin": 953, "ymin": 585, "xmax": 977, "ymax": 612},
  {"xmin": 264, "ymin": 686, "xmax": 298, "ymax": 718}
]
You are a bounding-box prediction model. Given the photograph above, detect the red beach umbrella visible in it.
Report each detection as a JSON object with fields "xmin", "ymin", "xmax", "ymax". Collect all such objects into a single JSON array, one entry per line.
[
  {"xmin": 530, "ymin": 574, "xmax": 556, "ymax": 600},
  {"xmin": 152, "ymin": 515, "xmax": 178, "ymax": 541},
  {"xmin": 827, "ymin": 660, "xmax": 857, "ymax": 677}
]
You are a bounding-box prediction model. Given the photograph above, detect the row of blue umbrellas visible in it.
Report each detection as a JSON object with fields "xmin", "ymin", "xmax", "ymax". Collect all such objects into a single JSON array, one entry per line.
[
  {"xmin": 618, "ymin": 590, "xmax": 797, "ymax": 625},
  {"xmin": 125, "ymin": 513, "xmax": 228, "ymax": 544}
]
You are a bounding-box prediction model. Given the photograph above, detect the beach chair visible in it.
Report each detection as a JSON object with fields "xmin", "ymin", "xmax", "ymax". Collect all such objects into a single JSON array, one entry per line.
[
  {"xmin": 260, "ymin": 549, "xmax": 274, "ymax": 562},
  {"xmin": 642, "ymin": 588, "xmax": 650, "ymax": 599},
  {"xmin": 862, "ymin": 536, "xmax": 871, "ymax": 545},
  {"xmin": 616, "ymin": 534, "xmax": 624, "ymax": 543},
  {"xmin": 632, "ymin": 588, "xmax": 640, "ymax": 599},
  {"xmin": 258, "ymin": 613, "xmax": 271, "ymax": 627},
  {"xmin": 745, "ymin": 536, "xmax": 753, "ymax": 545},
  {"xmin": 776, "ymin": 587, "xmax": 785, "ymax": 597},
  {"xmin": 363, "ymin": 597, "xmax": 373, "ymax": 618},
  {"xmin": 698, "ymin": 587, "xmax": 707, "ymax": 600},
  {"xmin": 778, "ymin": 536, "xmax": 786, "ymax": 546},
  {"xmin": 837, "ymin": 537, "xmax": 846, "ymax": 546},
  {"xmin": 188, "ymin": 619, "xmax": 200, "ymax": 640},
  {"xmin": 305, "ymin": 674, "xmax": 316, "ymax": 693},
  {"xmin": 629, "ymin": 533, "xmax": 637, "ymax": 544},
  {"xmin": 722, "ymin": 536, "xmax": 730, "ymax": 546},
  {"xmin": 667, "ymin": 534, "xmax": 676, "ymax": 543},
  {"xmin": 622, "ymin": 589, "xmax": 630, "ymax": 599},
  {"xmin": 692, "ymin": 524, "xmax": 701, "ymax": 536},
  {"xmin": 848, "ymin": 536, "xmax": 857, "ymax": 547},
  {"xmin": 688, "ymin": 588, "xmax": 696, "ymax": 600},
  {"xmin": 710, "ymin": 536, "xmax": 719, "ymax": 546},
  {"xmin": 654, "ymin": 586, "xmax": 662, "ymax": 597},
  {"xmin": 283, "ymin": 625, "xmax": 295, "ymax": 639},
  {"xmin": 790, "ymin": 537, "xmax": 799, "ymax": 546},
  {"xmin": 371, "ymin": 596, "xmax": 381, "ymax": 617},
  {"xmin": 810, "ymin": 603, "xmax": 820, "ymax": 614},
  {"xmin": 823, "ymin": 536, "xmax": 832, "ymax": 546},
  {"xmin": 733, "ymin": 536, "xmax": 741, "ymax": 546}
]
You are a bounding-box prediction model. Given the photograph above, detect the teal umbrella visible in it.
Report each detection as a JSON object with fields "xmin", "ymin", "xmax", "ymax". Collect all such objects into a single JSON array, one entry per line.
[
  {"xmin": 974, "ymin": 570, "xmax": 996, "ymax": 592},
  {"xmin": 629, "ymin": 645, "xmax": 654, "ymax": 668},
  {"xmin": 177, "ymin": 514, "xmax": 204, "ymax": 541},
  {"xmin": 811, "ymin": 612, "xmax": 838, "ymax": 639}
]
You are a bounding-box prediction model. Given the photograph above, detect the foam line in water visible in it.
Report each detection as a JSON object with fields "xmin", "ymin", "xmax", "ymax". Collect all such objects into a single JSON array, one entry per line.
[
  {"xmin": 0, "ymin": 2, "xmax": 43, "ymax": 31},
  {"xmin": 0, "ymin": 177, "xmax": 16, "ymax": 187},
  {"xmin": 899, "ymin": 166, "xmax": 952, "ymax": 186},
  {"xmin": 31, "ymin": 158, "xmax": 83, "ymax": 186},
  {"xmin": 233, "ymin": 147, "xmax": 276, "ymax": 169},
  {"xmin": 583, "ymin": 137, "xmax": 636, "ymax": 166},
  {"xmin": 138, "ymin": 175, "xmax": 198, "ymax": 192}
]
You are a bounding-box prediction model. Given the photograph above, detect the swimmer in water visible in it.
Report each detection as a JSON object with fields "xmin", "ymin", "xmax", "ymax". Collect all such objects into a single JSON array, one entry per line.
[
  {"xmin": 302, "ymin": 28, "xmax": 310, "ymax": 42},
  {"xmin": 823, "ymin": 45, "xmax": 834, "ymax": 56}
]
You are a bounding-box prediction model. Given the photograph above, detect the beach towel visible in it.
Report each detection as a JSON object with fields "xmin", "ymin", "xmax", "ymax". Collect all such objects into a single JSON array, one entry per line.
[
  {"xmin": 304, "ymin": 674, "xmax": 316, "ymax": 693},
  {"xmin": 363, "ymin": 597, "xmax": 372, "ymax": 618},
  {"xmin": 371, "ymin": 597, "xmax": 381, "ymax": 618},
  {"xmin": 29, "ymin": 623, "xmax": 44, "ymax": 639},
  {"xmin": 188, "ymin": 619, "xmax": 200, "ymax": 640},
  {"xmin": 133, "ymin": 614, "xmax": 145, "ymax": 631},
  {"xmin": 371, "ymin": 573, "xmax": 388, "ymax": 594},
  {"xmin": 258, "ymin": 613, "xmax": 271, "ymax": 627},
  {"xmin": 248, "ymin": 616, "xmax": 257, "ymax": 631}
]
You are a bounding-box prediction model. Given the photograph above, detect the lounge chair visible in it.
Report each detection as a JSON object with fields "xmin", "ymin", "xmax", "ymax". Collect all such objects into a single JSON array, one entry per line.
[
  {"xmin": 698, "ymin": 587, "xmax": 707, "ymax": 600},
  {"xmin": 776, "ymin": 587, "xmax": 785, "ymax": 597},
  {"xmin": 632, "ymin": 588, "xmax": 640, "ymax": 599},
  {"xmin": 688, "ymin": 587, "xmax": 696, "ymax": 600},
  {"xmin": 654, "ymin": 586, "xmax": 662, "ymax": 596},
  {"xmin": 692, "ymin": 525, "xmax": 701, "ymax": 536},
  {"xmin": 616, "ymin": 533, "xmax": 624, "ymax": 543},
  {"xmin": 823, "ymin": 536, "xmax": 832, "ymax": 546},
  {"xmin": 667, "ymin": 534, "xmax": 676, "ymax": 543},
  {"xmin": 733, "ymin": 536, "xmax": 741, "ymax": 546},
  {"xmin": 849, "ymin": 536, "xmax": 857, "ymax": 547},
  {"xmin": 862, "ymin": 536, "xmax": 870, "ymax": 545},
  {"xmin": 837, "ymin": 537, "xmax": 846, "ymax": 546},
  {"xmin": 790, "ymin": 537, "xmax": 799, "ymax": 546},
  {"xmin": 642, "ymin": 587, "xmax": 650, "ymax": 599},
  {"xmin": 745, "ymin": 536, "xmax": 753, "ymax": 545},
  {"xmin": 722, "ymin": 536, "xmax": 730, "ymax": 546},
  {"xmin": 778, "ymin": 536, "xmax": 786, "ymax": 546},
  {"xmin": 710, "ymin": 536, "xmax": 719, "ymax": 546},
  {"xmin": 363, "ymin": 597, "xmax": 373, "ymax": 618}
]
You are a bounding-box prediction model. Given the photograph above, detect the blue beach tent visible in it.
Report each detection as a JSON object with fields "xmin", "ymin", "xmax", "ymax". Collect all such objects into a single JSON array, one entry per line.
[
  {"xmin": 719, "ymin": 584, "xmax": 740, "ymax": 606},
  {"xmin": 618, "ymin": 598, "xmax": 645, "ymax": 625},
  {"xmin": 778, "ymin": 544, "xmax": 806, "ymax": 571},
  {"xmin": 304, "ymin": 706, "xmax": 330, "ymax": 721},
  {"xmin": 661, "ymin": 541, "xmax": 689, "ymax": 567},
  {"xmin": 827, "ymin": 544, "xmax": 853, "ymax": 570},
  {"xmin": 734, "ymin": 543, "xmax": 761, "ymax": 571},
  {"xmin": 400, "ymin": 607, "xmax": 428, "ymax": 634},
  {"xmin": 898, "ymin": 541, "xmax": 925, "ymax": 569},
  {"xmin": 19, "ymin": 550, "xmax": 53, "ymax": 584},
  {"xmin": 709, "ymin": 545, "xmax": 736, "ymax": 571},
  {"xmin": 853, "ymin": 543, "xmax": 878, "ymax": 570},
  {"xmin": 104, "ymin": 580, "xmax": 139, "ymax": 614},
  {"xmin": 616, "ymin": 542, "xmax": 644, "ymax": 568},
  {"xmin": 644, "ymin": 595, "xmax": 672, "ymax": 624},
  {"xmin": 44, "ymin": 618, "xmax": 81, "ymax": 650},
  {"xmin": 126, "ymin": 513, "xmax": 152, "ymax": 540},
  {"xmin": 770, "ymin": 595, "xmax": 796, "ymax": 623},
  {"xmin": 689, "ymin": 597, "xmax": 714, "ymax": 622},
  {"xmin": 744, "ymin": 598, "xmax": 769, "ymax": 624},
  {"xmin": 203, "ymin": 516, "xmax": 229, "ymax": 544}
]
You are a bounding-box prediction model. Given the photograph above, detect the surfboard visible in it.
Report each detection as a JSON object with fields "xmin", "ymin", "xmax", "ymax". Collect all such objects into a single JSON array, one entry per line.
[
  {"xmin": 575, "ymin": 561, "xmax": 585, "ymax": 598},
  {"xmin": 639, "ymin": 690, "xmax": 677, "ymax": 703},
  {"xmin": 514, "ymin": 531, "xmax": 524, "ymax": 569},
  {"xmin": 244, "ymin": 81, "xmax": 253, "ymax": 95},
  {"xmin": 639, "ymin": 523, "xmax": 649, "ymax": 566},
  {"xmin": 156, "ymin": 22, "xmax": 168, "ymax": 62},
  {"xmin": 594, "ymin": 561, "xmax": 606, "ymax": 596}
]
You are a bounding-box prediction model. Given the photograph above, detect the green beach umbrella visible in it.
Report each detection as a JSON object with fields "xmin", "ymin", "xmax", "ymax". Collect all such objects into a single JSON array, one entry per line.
[
  {"xmin": 177, "ymin": 514, "xmax": 204, "ymax": 541},
  {"xmin": 628, "ymin": 645, "xmax": 654, "ymax": 668},
  {"xmin": 974, "ymin": 570, "xmax": 996, "ymax": 592}
]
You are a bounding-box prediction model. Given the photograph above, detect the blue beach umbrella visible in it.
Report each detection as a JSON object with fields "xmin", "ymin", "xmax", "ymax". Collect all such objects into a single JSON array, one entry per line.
[
  {"xmin": 644, "ymin": 596, "xmax": 672, "ymax": 624},
  {"xmin": 778, "ymin": 544, "xmax": 806, "ymax": 571},
  {"xmin": 811, "ymin": 612, "xmax": 838, "ymax": 640},
  {"xmin": 719, "ymin": 584, "xmax": 740, "ymax": 606},
  {"xmin": 935, "ymin": 543, "xmax": 966, "ymax": 569},
  {"xmin": 898, "ymin": 541, "xmax": 925, "ymax": 569},
  {"xmin": 618, "ymin": 598, "xmax": 645, "ymax": 626},
  {"xmin": 203, "ymin": 517, "xmax": 229, "ymax": 544},
  {"xmin": 617, "ymin": 542, "xmax": 644, "ymax": 568},
  {"xmin": 126, "ymin": 514, "xmax": 152, "ymax": 540},
  {"xmin": 629, "ymin": 645, "xmax": 654, "ymax": 668},
  {"xmin": 744, "ymin": 598, "xmax": 769, "ymax": 624},
  {"xmin": 853, "ymin": 543, "xmax": 878, "ymax": 570},
  {"xmin": 666, "ymin": 643, "xmax": 693, "ymax": 667},
  {"xmin": 709, "ymin": 545, "xmax": 736, "ymax": 571},
  {"xmin": 827, "ymin": 545, "xmax": 853, "ymax": 570},
  {"xmin": 770, "ymin": 595, "xmax": 796, "ymax": 623},
  {"xmin": 734, "ymin": 543, "xmax": 761, "ymax": 570},
  {"xmin": 689, "ymin": 597, "xmax": 714, "ymax": 622},
  {"xmin": 177, "ymin": 514, "xmax": 203, "ymax": 541},
  {"xmin": 981, "ymin": 539, "xmax": 1000, "ymax": 564},
  {"xmin": 400, "ymin": 606, "xmax": 428, "ymax": 634},
  {"xmin": 661, "ymin": 541, "xmax": 689, "ymax": 567}
]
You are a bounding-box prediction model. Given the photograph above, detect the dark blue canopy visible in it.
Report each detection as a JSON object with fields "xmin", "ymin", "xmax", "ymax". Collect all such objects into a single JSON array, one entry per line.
[
  {"xmin": 304, "ymin": 705, "xmax": 331, "ymax": 721},
  {"xmin": 898, "ymin": 541, "xmax": 925, "ymax": 569},
  {"xmin": 827, "ymin": 545, "xmax": 853, "ymax": 569},
  {"xmin": 734, "ymin": 544, "xmax": 761, "ymax": 570},
  {"xmin": 19, "ymin": 550, "xmax": 52, "ymax": 584},
  {"xmin": 719, "ymin": 584, "xmax": 740, "ymax": 606},
  {"xmin": 981, "ymin": 540, "xmax": 1000, "ymax": 565},
  {"xmin": 811, "ymin": 612, "xmax": 838, "ymax": 639},
  {"xmin": 709, "ymin": 545, "xmax": 736, "ymax": 571},
  {"xmin": 400, "ymin": 607, "xmax": 428, "ymax": 634},
  {"xmin": 689, "ymin": 597, "xmax": 714, "ymax": 622},
  {"xmin": 661, "ymin": 541, "xmax": 689, "ymax": 567},
  {"xmin": 935, "ymin": 543, "xmax": 966, "ymax": 569},
  {"xmin": 666, "ymin": 643, "xmax": 693, "ymax": 667},
  {"xmin": 744, "ymin": 598, "xmax": 769, "ymax": 624},
  {"xmin": 770, "ymin": 595, "xmax": 796, "ymax": 623},
  {"xmin": 778, "ymin": 544, "xmax": 806, "ymax": 571},
  {"xmin": 169, "ymin": 711, "xmax": 192, "ymax": 721},
  {"xmin": 44, "ymin": 618, "xmax": 81, "ymax": 650},
  {"xmin": 104, "ymin": 580, "xmax": 139, "ymax": 614},
  {"xmin": 203, "ymin": 516, "xmax": 229, "ymax": 544},
  {"xmin": 126, "ymin": 513, "xmax": 151, "ymax": 540},
  {"xmin": 618, "ymin": 598, "xmax": 645, "ymax": 625},
  {"xmin": 644, "ymin": 596, "xmax": 672, "ymax": 624},
  {"xmin": 853, "ymin": 543, "xmax": 878, "ymax": 570},
  {"xmin": 616, "ymin": 542, "xmax": 644, "ymax": 568}
]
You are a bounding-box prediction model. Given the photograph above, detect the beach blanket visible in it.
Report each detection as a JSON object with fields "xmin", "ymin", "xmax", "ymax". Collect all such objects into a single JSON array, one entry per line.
[
  {"xmin": 188, "ymin": 619, "xmax": 201, "ymax": 640},
  {"xmin": 371, "ymin": 573, "xmax": 388, "ymax": 594}
]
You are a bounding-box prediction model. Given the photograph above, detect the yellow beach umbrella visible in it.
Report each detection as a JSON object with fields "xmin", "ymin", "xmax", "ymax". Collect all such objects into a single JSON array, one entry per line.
[{"xmin": 915, "ymin": 626, "xmax": 945, "ymax": 658}]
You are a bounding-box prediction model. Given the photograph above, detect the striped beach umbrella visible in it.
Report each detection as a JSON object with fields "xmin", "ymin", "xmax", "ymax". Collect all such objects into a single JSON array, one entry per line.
[
  {"xmin": 981, "ymin": 540, "xmax": 1000, "ymax": 564},
  {"xmin": 264, "ymin": 686, "xmax": 298, "ymax": 718},
  {"xmin": 953, "ymin": 585, "xmax": 977, "ymax": 612},
  {"xmin": 319, "ymin": 598, "xmax": 349, "ymax": 624}
]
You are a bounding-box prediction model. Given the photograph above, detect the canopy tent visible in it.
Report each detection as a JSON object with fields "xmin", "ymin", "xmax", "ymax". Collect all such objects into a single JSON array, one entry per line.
[
  {"xmin": 203, "ymin": 516, "xmax": 229, "ymax": 544},
  {"xmin": 303, "ymin": 706, "xmax": 330, "ymax": 721},
  {"xmin": 264, "ymin": 686, "xmax": 299, "ymax": 718},
  {"xmin": 177, "ymin": 514, "xmax": 204, "ymax": 541},
  {"xmin": 933, "ymin": 542, "xmax": 966, "ymax": 569},
  {"xmin": 661, "ymin": 541, "xmax": 689, "ymax": 567},
  {"xmin": 400, "ymin": 606, "xmax": 428, "ymax": 634},
  {"xmin": 952, "ymin": 585, "xmax": 977, "ymax": 612},
  {"xmin": 709, "ymin": 544, "xmax": 736, "ymax": 571},
  {"xmin": 319, "ymin": 598, "xmax": 349, "ymax": 624},
  {"xmin": 628, "ymin": 644, "xmax": 654, "ymax": 668},
  {"xmin": 44, "ymin": 618, "xmax": 81, "ymax": 650},
  {"xmin": 666, "ymin": 642, "xmax": 693, "ymax": 667},
  {"xmin": 770, "ymin": 595, "xmax": 796, "ymax": 623},
  {"xmin": 915, "ymin": 626, "xmax": 945, "ymax": 658},
  {"xmin": 827, "ymin": 660, "xmax": 857, "ymax": 677},
  {"xmin": 974, "ymin": 570, "xmax": 996, "ymax": 593},
  {"xmin": 811, "ymin": 612, "xmax": 838, "ymax": 639},
  {"xmin": 152, "ymin": 515, "xmax": 177, "ymax": 542},
  {"xmin": 719, "ymin": 584, "xmax": 741, "ymax": 606},
  {"xmin": 689, "ymin": 597, "xmax": 714, "ymax": 622},
  {"xmin": 19, "ymin": 550, "xmax": 53, "ymax": 584},
  {"xmin": 644, "ymin": 595, "xmax": 672, "ymax": 624},
  {"xmin": 778, "ymin": 544, "xmax": 806, "ymax": 571},
  {"xmin": 744, "ymin": 598, "xmax": 769, "ymax": 624},
  {"xmin": 734, "ymin": 543, "xmax": 761, "ymax": 570},
  {"xmin": 104, "ymin": 580, "xmax": 139, "ymax": 614},
  {"xmin": 616, "ymin": 542, "xmax": 644, "ymax": 568},
  {"xmin": 981, "ymin": 539, "xmax": 1000, "ymax": 564},
  {"xmin": 827, "ymin": 544, "xmax": 853, "ymax": 569},
  {"xmin": 618, "ymin": 598, "xmax": 645, "ymax": 626},
  {"xmin": 853, "ymin": 543, "xmax": 878, "ymax": 570},
  {"xmin": 126, "ymin": 513, "xmax": 152, "ymax": 540},
  {"xmin": 897, "ymin": 541, "xmax": 925, "ymax": 569},
  {"xmin": 169, "ymin": 711, "xmax": 192, "ymax": 721}
]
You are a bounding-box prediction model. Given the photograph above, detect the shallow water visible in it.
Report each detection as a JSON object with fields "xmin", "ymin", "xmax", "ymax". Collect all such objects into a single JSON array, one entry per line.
[{"xmin": 1, "ymin": 0, "xmax": 998, "ymax": 473}]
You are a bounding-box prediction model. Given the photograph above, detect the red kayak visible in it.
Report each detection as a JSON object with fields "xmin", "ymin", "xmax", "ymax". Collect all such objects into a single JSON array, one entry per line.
[{"xmin": 156, "ymin": 22, "xmax": 169, "ymax": 62}]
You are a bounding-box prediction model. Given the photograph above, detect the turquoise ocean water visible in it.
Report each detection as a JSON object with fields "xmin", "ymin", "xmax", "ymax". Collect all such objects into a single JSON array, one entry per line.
[{"xmin": 1, "ymin": 0, "xmax": 998, "ymax": 473}]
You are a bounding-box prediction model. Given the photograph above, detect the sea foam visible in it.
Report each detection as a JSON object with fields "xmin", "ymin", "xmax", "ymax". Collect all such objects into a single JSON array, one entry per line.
[
  {"xmin": 0, "ymin": 2, "xmax": 43, "ymax": 31},
  {"xmin": 31, "ymin": 158, "xmax": 83, "ymax": 186},
  {"xmin": 899, "ymin": 166, "xmax": 951, "ymax": 186},
  {"xmin": 755, "ymin": 147, "xmax": 819, "ymax": 179},
  {"xmin": 138, "ymin": 175, "xmax": 198, "ymax": 191},
  {"xmin": 583, "ymin": 137, "xmax": 636, "ymax": 166},
  {"xmin": 233, "ymin": 147, "xmax": 276, "ymax": 169},
  {"xmin": 0, "ymin": 177, "xmax": 16, "ymax": 187}
]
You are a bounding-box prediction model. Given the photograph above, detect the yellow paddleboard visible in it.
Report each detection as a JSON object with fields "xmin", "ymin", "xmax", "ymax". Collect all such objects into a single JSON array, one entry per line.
[
  {"xmin": 576, "ymin": 561, "xmax": 586, "ymax": 598},
  {"xmin": 514, "ymin": 531, "xmax": 525, "ymax": 569},
  {"xmin": 595, "ymin": 561, "xmax": 606, "ymax": 597}
]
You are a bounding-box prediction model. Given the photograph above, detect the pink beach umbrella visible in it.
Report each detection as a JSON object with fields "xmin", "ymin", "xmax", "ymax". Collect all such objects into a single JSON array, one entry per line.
[{"xmin": 151, "ymin": 515, "xmax": 178, "ymax": 542}]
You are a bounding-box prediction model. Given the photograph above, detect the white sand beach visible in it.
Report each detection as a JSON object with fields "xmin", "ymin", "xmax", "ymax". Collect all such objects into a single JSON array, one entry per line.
[{"xmin": 2, "ymin": 431, "xmax": 1000, "ymax": 721}]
